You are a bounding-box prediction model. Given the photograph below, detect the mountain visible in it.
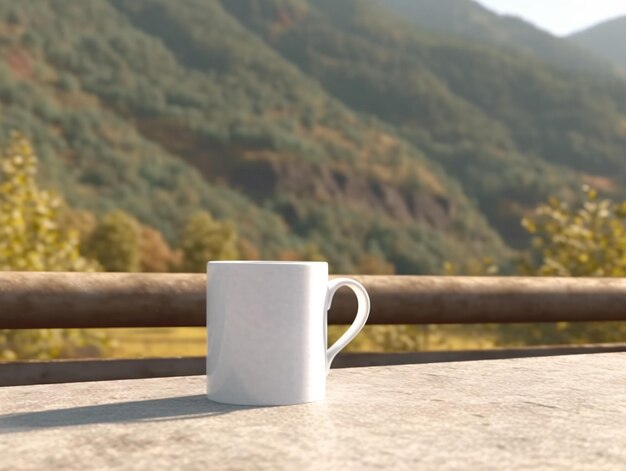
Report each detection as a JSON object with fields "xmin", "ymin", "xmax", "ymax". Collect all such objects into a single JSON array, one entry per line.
[
  {"xmin": 1, "ymin": 0, "xmax": 626, "ymax": 273},
  {"xmin": 570, "ymin": 16, "xmax": 626, "ymax": 71},
  {"xmin": 0, "ymin": 0, "xmax": 508, "ymax": 274},
  {"xmin": 377, "ymin": 0, "xmax": 616, "ymax": 75},
  {"xmin": 223, "ymin": 0, "xmax": 626, "ymax": 243}
]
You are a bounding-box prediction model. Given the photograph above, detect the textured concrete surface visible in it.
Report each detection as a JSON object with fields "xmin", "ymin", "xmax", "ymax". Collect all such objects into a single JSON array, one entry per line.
[{"xmin": 1, "ymin": 353, "xmax": 625, "ymax": 470}]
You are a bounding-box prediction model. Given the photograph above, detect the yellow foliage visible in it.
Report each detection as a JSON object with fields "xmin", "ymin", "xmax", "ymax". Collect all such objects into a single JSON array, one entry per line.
[
  {"xmin": 0, "ymin": 132, "xmax": 96, "ymax": 271},
  {"xmin": 520, "ymin": 185, "xmax": 626, "ymax": 277},
  {"xmin": 0, "ymin": 132, "xmax": 106, "ymax": 360},
  {"xmin": 501, "ymin": 185, "xmax": 626, "ymax": 345},
  {"xmin": 139, "ymin": 225, "xmax": 180, "ymax": 272},
  {"xmin": 358, "ymin": 253, "xmax": 395, "ymax": 275}
]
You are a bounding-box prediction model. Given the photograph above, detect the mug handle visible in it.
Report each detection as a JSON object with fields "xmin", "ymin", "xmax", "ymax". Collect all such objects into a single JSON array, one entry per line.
[{"xmin": 324, "ymin": 278, "xmax": 371, "ymax": 373}]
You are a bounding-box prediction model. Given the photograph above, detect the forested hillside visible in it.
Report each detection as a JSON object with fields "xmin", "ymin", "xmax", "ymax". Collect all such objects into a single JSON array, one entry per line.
[
  {"xmin": 0, "ymin": 0, "xmax": 510, "ymax": 274},
  {"xmin": 1, "ymin": 0, "xmax": 625, "ymax": 272},
  {"xmin": 222, "ymin": 0, "xmax": 626, "ymax": 244},
  {"xmin": 378, "ymin": 0, "xmax": 615, "ymax": 75},
  {"xmin": 570, "ymin": 16, "xmax": 626, "ymax": 72}
]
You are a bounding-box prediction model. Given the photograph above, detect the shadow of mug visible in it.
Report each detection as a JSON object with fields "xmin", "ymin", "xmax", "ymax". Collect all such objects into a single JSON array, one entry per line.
[{"xmin": 0, "ymin": 395, "xmax": 259, "ymax": 434}]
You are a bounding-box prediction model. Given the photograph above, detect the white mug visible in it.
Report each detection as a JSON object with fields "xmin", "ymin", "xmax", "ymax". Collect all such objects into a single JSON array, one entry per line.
[{"xmin": 206, "ymin": 261, "xmax": 370, "ymax": 406}]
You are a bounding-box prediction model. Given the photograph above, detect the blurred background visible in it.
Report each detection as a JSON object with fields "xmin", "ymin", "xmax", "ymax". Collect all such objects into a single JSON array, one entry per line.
[{"xmin": 2, "ymin": 0, "xmax": 626, "ymax": 360}]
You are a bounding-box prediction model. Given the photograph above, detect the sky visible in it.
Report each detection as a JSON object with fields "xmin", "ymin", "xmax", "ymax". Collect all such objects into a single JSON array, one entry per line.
[{"xmin": 477, "ymin": 0, "xmax": 626, "ymax": 36}]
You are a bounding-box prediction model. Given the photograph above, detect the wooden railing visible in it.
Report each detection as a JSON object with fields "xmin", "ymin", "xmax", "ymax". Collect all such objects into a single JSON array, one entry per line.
[{"xmin": 2, "ymin": 272, "xmax": 626, "ymax": 386}]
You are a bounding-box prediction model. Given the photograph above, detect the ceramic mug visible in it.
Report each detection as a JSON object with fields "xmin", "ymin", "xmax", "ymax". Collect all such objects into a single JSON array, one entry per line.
[{"xmin": 206, "ymin": 261, "xmax": 370, "ymax": 406}]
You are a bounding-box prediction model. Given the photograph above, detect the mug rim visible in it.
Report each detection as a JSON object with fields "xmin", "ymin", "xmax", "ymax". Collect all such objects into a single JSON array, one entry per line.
[{"xmin": 208, "ymin": 260, "xmax": 327, "ymax": 266}]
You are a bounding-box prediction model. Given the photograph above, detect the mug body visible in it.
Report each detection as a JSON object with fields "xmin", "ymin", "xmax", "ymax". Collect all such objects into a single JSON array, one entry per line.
[{"xmin": 206, "ymin": 261, "xmax": 328, "ymax": 406}]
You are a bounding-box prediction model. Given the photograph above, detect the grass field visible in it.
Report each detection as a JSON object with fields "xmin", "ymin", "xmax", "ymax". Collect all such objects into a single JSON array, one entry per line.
[
  {"xmin": 11, "ymin": 323, "xmax": 613, "ymax": 360},
  {"xmin": 103, "ymin": 328, "xmax": 207, "ymax": 358},
  {"xmin": 100, "ymin": 325, "xmax": 499, "ymax": 359}
]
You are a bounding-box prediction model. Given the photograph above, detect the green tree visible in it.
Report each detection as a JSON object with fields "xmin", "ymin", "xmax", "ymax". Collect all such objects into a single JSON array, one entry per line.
[
  {"xmin": 179, "ymin": 211, "xmax": 239, "ymax": 272},
  {"xmin": 300, "ymin": 243, "xmax": 326, "ymax": 262},
  {"xmin": 442, "ymin": 258, "xmax": 499, "ymax": 276},
  {"xmin": 0, "ymin": 132, "xmax": 105, "ymax": 360},
  {"xmin": 85, "ymin": 210, "xmax": 141, "ymax": 272}
]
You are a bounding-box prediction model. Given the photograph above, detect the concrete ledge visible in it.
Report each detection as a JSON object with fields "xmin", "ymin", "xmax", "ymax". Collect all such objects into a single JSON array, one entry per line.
[
  {"xmin": 2, "ymin": 353, "xmax": 626, "ymax": 469},
  {"xmin": 3, "ymin": 343, "xmax": 626, "ymax": 386}
]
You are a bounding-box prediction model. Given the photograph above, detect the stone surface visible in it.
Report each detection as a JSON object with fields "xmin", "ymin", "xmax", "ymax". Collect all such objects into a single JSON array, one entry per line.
[{"xmin": 1, "ymin": 353, "xmax": 625, "ymax": 470}]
